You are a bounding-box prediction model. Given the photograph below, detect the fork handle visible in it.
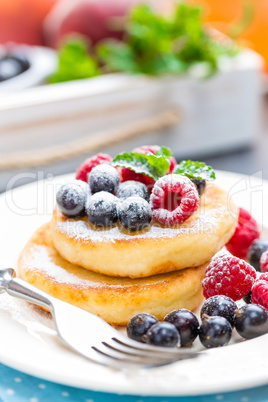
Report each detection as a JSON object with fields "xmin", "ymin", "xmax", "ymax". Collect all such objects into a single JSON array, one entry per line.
[{"xmin": 0, "ymin": 268, "xmax": 53, "ymax": 311}]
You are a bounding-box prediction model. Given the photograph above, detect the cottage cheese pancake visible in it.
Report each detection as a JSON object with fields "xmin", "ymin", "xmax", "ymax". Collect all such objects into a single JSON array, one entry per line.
[
  {"xmin": 18, "ymin": 224, "xmax": 207, "ymax": 325},
  {"xmin": 50, "ymin": 184, "xmax": 238, "ymax": 278}
]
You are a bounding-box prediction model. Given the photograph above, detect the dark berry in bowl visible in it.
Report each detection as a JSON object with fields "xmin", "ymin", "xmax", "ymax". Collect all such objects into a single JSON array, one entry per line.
[
  {"xmin": 235, "ymin": 304, "xmax": 268, "ymax": 339},
  {"xmin": 89, "ymin": 164, "xmax": 120, "ymax": 195},
  {"xmin": 201, "ymin": 295, "xmax": 237, "ymax": 327},
  {"xmin": 143, "ymin": 322, "xmax": 180, "ymax": 348},
  {"xmin": 164, "ymin": 309, "xmax": 199, "ymax": 346},
  {"xmin": 10, "ymin": 54, "xmax": 30, "ymax": 72},
  {"xmin": 243, "ymin": 291, "xmax": 252, "ymax": 304},
  {"xmin": 118, "ymin": 196, "xmax": 152, "ymax": 232},
  {"xmin": 86, "ymin": 192, "xmax": 118, "ymax": 228},
  {"xmin": 248, "ymin": 239, "xmax": 268, "ymax": 271},
  {"xmin": 117, "ymin": 181, "xmax": 149, "ymax": 202},
  {"xmin": 127, "ymin": 313, "xmax": 158, "ymax": 343},
  {"xmin": 191, "ymin": 179, "xmax": 206, "ymax": 196},
  {"xmin": 56, "ymin": 182, "xmax": 87, "ymax": 218},
  {"xmin": 0, "ymin": 56, "xmax": 23, "ymax": 82},
  {"xmin": 199, "ymin": 316, "xmax": 232, "ymax": 349}
]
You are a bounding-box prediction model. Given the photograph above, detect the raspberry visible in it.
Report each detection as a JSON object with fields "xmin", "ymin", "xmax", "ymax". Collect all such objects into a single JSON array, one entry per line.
[
  {"xmin": 121, "ymin": 145, "xmax": 177, "ymax": 190},
  {"xmin": 226, "ymin": 208, "xmax": 260, "ymax": 259},
  {"xmin": 121, "ymin": 168, "xmax": 156, "ymax": 191},
  {"xmin": 261, "ymin": 250, "xmax": 268, "ymax": 273},
  {"xmin": 252, "ymin": 273, "xmax": 268, "ymax": 309},
  {"xmin": 150, "ymin": 174, "xmax": 199, "ymax": 225},
  {"xmin": 76, "ymin": 153, "xmax": 112, "ymax": 182},
  {"xmin": 132, "ymin": 145, "xmax": 160, "ymax": 154},
  {"xmin": 202, "ymin": 251, "xmax": 257, "ymax": 301}
]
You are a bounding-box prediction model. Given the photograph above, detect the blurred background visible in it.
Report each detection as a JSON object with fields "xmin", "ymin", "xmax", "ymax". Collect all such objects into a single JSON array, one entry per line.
[{"xmin": 0, "ymin": 0, "xmax": 268, "ymax": 192}]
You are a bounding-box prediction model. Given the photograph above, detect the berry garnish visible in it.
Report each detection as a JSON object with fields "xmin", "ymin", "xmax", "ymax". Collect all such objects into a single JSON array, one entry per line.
[
  {"xmin": 260, "ymin": 250, "xmax": 268, "ymax": 273},
  {"xmin": 243, "ymin": 291, "xmax": 252, "ymax": 304},
  {"xmin": 120, "ymin": 169, "xmax": 155, "ymax": 192},
  {"xmin": 248, "ymin": 239, "xmax": 268, "ymax": 271},
  {"xmin": 76, "ymin": 153, "xmax": 112, "ymax": 183},
  {"xmin": 56, "ymin": 182, "xmax": 87, "ymax": 218},
  {"xmin": 127, "ymin": 313, "xmax": 158, "ymax": 343},
  {"xmin": 118, "ymin": 196, "xmax": 152, "ymax": 232},
  {"xmin": 114, "ymin": 146, "xmax": 173, "ymax": 191},
  {"xmin": 235, "ymin": 304, "xmax": 268, "ymax": 339},
  {"xmin": 150, "ymin": 174, "xmax": 199, "ymax": 225},
  {"xmin": 86, "ymin": 192, "xmax": 118, "ymax": 228},
  {"xmin": 164, "ymin": 309, "xmax": 199, "ymax": 346},
  {"xmin": 143, "ymin": 322, "xmax": 180, "ymax": 348},
  {"xmin": 199, "ymin": 316, "xmax": 232, "ymax": 349},
  {"xmin": 132, "ymin": 145, "xmax": 177, "ymax": 174},
  {"xmin": 226, "ymin": 208, "xmax": 260, "ymax": 259},
  {"xmin": 191, "ymin": 179, "xmax": 206, "ymax": 196},
  {"xmin": 201, "ymin": 295, "xmax": 237, "ymax": 327},
  {"xmin": 117, "ymin": 181, "xmax": 149, "ymax": 202},
  {"xmin": 202, "ymin": 251, "xmax": 257, "ymax": 301},
  {"xmin": 89, "ymin": 164, "xmax": 120, "ymax": 195},
  {"xmin": 252, "ymin": 273, "xmax": 268, "ymax": 309}
]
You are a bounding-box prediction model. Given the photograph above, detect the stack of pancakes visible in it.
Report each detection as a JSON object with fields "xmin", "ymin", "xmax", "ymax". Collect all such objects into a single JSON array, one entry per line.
[{"xmin": 18, "ymin": 184, "xmax": 238, "ymax": 325}]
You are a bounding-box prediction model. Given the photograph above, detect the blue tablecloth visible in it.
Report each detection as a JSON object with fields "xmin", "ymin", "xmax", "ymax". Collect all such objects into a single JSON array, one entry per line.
[{"xmin": 0, "ymin": 362, "xmax": 267, "ymax": 402}]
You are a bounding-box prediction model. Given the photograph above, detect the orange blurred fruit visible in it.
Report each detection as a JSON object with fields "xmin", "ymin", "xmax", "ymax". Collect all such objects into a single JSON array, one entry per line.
[
  {"xmin": 190, "ymin": 0, "xmax": 268, "ymax": 71},
  {"xmin": 0, "ymin": 0, "xmax": 57, "ymax": 45}
]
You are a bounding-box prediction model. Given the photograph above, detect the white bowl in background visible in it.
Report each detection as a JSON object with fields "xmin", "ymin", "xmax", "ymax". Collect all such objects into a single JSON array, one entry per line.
[{"xmin": 0, "ymin": 45, "xmax": 57, "ymax": 93}]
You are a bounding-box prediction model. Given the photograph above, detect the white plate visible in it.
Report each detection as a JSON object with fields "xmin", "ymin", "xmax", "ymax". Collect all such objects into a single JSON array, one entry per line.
[{"xmin": 0, "ymin": 170, "xmax": 268, "ymax": 396}]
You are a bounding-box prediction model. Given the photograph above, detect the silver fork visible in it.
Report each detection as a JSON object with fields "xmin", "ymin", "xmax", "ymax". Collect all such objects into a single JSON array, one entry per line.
[{"xmin": 0, "ymin": 268, "xmax": 199, "ymax": 369}]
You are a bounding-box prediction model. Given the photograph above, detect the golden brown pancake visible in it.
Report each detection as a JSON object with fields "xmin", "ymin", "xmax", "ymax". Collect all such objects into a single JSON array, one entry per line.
[
  {"xmin": 50, "ymin": 184, "xmax": 238, "ymax": 278},
  {"xmin": 18, "ymin": 224, "xmax": 207, "ymax": 325}
]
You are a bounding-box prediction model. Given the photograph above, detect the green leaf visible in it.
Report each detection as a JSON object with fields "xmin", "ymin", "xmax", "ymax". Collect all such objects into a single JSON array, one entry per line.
[
  {"xmin": 112, "ymin": 152, "xmax": 170, "ymax": 181},
  {"xmin": 49, "ymin": 36, "xmax": 100, "ymax": 84},
  {"xmin": 97, "ymin": 3, "xmax": 239, "ymax": 77},
  {"xmin": 155, "ymin": 146, "xmax": 172, "ymax": 158},
  {"xmin": 173, "ymin": 160, "xmax": 216, "ymax": 181}
]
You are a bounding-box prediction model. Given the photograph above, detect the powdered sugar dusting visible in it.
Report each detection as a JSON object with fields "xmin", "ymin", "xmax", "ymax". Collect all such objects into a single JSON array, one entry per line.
[
  {"xmin": 56, "ymin": 208, "xmax": 223, "ymax": 243},
  {"xmin": 23, "ymin": 245, "xmax": 93, "ymax": 287}
]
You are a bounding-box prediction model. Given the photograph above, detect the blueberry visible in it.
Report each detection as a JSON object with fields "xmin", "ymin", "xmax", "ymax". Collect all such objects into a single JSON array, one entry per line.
[
  {"xmin": 201, "ymin": 295, "xmax": 237, "ymax": 327},
  {"xmin": 199, "ymin": 316, "xmax": 232, "ymax": 349},
  {"xmin": 89, "ymin": 164, "xmax": 120, "ymax": 195},
  {"xmin": 191, "ymin": 179, "xmax": 206, "ymax": 196},
  {"xmin": 86, "ymin": 191, "xmax": 118, "ymax": 228},
  {"xmin": 127, "ymin": 313, "xmax": 158, "ymax": 343},
  {"xmin": 164, "ymin": 309, "xmax": 199, "ymax": 346},
  {"xmin": 243, "ymin": 291, "xmax": 252, "ymax": 304},
  {"xmin": 56, "ymin": 182, "xmax": 87, "ymax": 218},
  {"xmin": 235, "ymin": 304, "xmax": 268, "ymax": 339},
  {"xmin": 118, "ymin": 196, "xmax": 152, "ymax": 232},
  {"xmin": 248, "ymin": 239, "xmax": 268, "ymax": 271},
  {"xmin": 117, "ymin": 181, "xmax": 149, "ymax": 202},
  {"xmin": 143, "ymin": 322, "xmax": 180, "ymax": 348}
]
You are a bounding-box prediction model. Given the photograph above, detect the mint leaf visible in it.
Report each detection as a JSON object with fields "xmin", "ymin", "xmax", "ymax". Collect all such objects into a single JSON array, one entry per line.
[
  {"xmin": 173, "ymin": 160, "xmax": 216, "ymax": 181},
  {"xmin": 49, "ymin": 36, "xmax": 99, "ymax": 84},
  {"xmin": 97, "ymin": 3, "xmax": 238, "ymax": 77},
  {"xmin": 112, "ymin": 152, "xmax": 170, "ymax": 181},
  {"xmin": 155, "ymin": 146, "xmax": 172, "ymax": 158}
]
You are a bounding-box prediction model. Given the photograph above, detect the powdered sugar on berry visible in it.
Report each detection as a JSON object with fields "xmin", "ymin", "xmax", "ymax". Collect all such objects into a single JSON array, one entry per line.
[{"xmin": 150, "ymin": 174, "xmax": 199, "ymax": 225}]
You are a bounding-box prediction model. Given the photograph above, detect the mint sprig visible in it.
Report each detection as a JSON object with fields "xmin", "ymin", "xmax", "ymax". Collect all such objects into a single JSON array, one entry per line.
[
  {"xmin": 173, "ymin": 160, "xmax": 216, "ymax": 181},
  {"xmin": 112, "ymin": 150, "xmax": 171, "ymax": 181},
  {"xmin": 155, "ymin": 146, "xmax": 172, "ymax": 158}
]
